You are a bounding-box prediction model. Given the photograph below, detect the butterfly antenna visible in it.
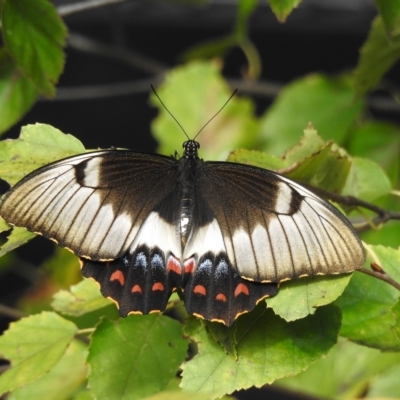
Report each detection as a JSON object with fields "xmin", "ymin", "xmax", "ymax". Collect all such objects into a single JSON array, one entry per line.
[
  {"xmin": 193, "ymin": 89, "xmax": 237, "ymax": 140},
  {"xmin": 151, "ymin": 85, "xmax": 189, "ymax": 140}
]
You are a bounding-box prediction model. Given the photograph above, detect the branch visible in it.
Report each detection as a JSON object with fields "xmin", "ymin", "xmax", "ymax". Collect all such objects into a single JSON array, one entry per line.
[
  {"xmin": 47, "ymin": 78, "xmax": 162, "ymax": 101},
  {"xmin": 57, "ymin": 0, "xmax": 132, "ymax": 17},
  {"xmin": 68, "ymin": 32, "xmax": 168, "ymax": 75},
  {"xmin": 359, "ymin": 265, "xmax": 400, "ymax": 292},
  {"xmin": 303, "ymin": 184, "xmax": 400, "ymax": 232},
  {"xmin": 0, "ymin": 303, "xmax": 25, "ymax": 320}
]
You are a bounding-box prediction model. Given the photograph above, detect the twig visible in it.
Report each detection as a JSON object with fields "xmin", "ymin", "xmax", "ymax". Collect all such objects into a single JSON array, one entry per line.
[
  {"xmin": 359, "ymin": 267, "xmax": 400, "ymax": 291},
  {"xmin": 228, "ymin": 78, "xmax": 282, "ymax": 98},
  {"xmin": 68, "ymin": 32, "xmax": 167, "ymax": 75},
  {"xmin": 46, "ymin": 78, "xmax": 162, "ymax": 101},
  {"xmin": 0, "ymin": 304, "xmax": 25, "ymax": 320},
  {"xmin": 57, "ymin": 0, "xmax": 132, "ymax": 17}
]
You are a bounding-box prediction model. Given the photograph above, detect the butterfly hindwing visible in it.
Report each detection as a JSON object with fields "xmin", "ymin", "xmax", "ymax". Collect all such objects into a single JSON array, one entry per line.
[
  {"xmin": 81, "ymin": 245, "xmax": 182, "ymax": 315},
  {"xmin": 183, "ymin": 252, "xmax": 278, "ymax": 326}
]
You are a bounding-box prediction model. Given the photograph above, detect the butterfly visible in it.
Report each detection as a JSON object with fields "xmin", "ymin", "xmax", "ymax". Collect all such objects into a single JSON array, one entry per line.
[{"xmin": 0, "ymin": 138, "xmax": 365, "ymax": 326}]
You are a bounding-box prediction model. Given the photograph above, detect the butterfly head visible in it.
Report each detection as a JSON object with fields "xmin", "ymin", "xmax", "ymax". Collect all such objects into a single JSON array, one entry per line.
[{"xmin": 183, "ymin": 140, "xmax": 200, "ymax": 159}]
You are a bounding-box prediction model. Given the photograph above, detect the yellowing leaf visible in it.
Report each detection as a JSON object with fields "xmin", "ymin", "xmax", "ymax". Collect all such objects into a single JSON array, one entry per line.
[
  {"xmin": 52, "ymin": 278, "xmax": 113, "ymax": 316},
  {"xmin": 7, "ymin": 340, "xmax": 87, "ymax": 400},
  {"xmin": 151, "ymin": 61, "xmax": 259, "ymax": 161},
  {"xmin": 0, "ymin": 312, "xmax": 78, "ymax": 395},
  {"xmin": 0, "ymin": 123, "xmax": 85, "ymax": 185}
]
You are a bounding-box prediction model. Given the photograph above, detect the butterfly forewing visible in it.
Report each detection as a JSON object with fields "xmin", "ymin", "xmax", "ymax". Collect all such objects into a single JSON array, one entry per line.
[
  {"xmin": 185, "ymin": 161, "xmax": 365, "ymax": 282},
  {"xmin": 0, "ymin": 150, "xmax": 179, "ymax": 260}
]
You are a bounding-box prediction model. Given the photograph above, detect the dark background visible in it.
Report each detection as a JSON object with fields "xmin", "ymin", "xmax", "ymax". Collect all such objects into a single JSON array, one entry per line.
[{"xmin": 2, "ymin": 1, "xmax": 396, "ymax": 398}]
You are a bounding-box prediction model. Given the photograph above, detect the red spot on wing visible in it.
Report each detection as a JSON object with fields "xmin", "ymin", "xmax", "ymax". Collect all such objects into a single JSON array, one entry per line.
[
  {"xmin": 167, "ymin": 256, "xmax": 182, "ymax": 275},
  {"xmin": 215, "ymin": 293, "xmax": 227, "ymax": 302},
  {"xmin": 194, "ymin": 285, "xmax": 206, "ymax": 296},
  {"xmin": 234, "ymin": 283, "xmax": 249, "ymax": 297},
  {"xmin": 152, "ymin": 282, "xmax": 164, "ymax": 291},
  {"xmin": 110, "ymin": 270, "xmax": 125, "ymax": 285},
  {"xmin": 184, "ymin": 258, "xmax": 196, "ymax": 274},
  {"xmin": 131, "ymin": 284, "xmax": 142, "ymax": 293}
]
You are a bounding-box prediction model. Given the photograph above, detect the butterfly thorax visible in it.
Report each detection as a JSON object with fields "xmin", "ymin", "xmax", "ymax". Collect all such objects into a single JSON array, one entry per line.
[{"xmin": 178, "ymin": 155, "xmax": 200, "ymax": 248}]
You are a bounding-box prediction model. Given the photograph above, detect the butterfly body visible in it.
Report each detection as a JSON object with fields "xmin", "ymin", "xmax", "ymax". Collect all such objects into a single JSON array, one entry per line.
[{"xmin": 0, "ymin": 139, "xmax": 365, "ymax": 325}]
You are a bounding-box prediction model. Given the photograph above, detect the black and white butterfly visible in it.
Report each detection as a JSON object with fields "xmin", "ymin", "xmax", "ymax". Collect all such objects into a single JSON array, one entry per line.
[{"xmin": 0, "ymin": 139, "xmax": 365, "ymax": 326}]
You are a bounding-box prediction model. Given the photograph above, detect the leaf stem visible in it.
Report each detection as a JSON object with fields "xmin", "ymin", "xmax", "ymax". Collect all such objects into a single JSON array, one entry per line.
[
  {"xmin": 77, "ymin": 328, "xmax": 96, "ymax": 335},
  {"xmin": 359, "ymin": 267, "xmax": 400, "ymax": 291}
]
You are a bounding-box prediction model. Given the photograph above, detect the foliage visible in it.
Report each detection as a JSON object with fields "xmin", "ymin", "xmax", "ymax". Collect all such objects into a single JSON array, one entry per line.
[{"xmin": 0, "ymin": 1, "xmax": 400, "ymax": 399}]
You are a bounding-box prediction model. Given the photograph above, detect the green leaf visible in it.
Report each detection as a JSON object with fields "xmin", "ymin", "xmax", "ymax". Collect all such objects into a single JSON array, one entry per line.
[
  {"xmin": 341, "ymin": 157, "xmax": 392, "ymax": 201},
  {"xmin": 143, "ymin": 378, "xmax": 232, "ymax": 400},
  {"xmin": 230, "ymin": 128, "xmax": 352, "ymax": 193},
  {"xmin": 0, "ymin": 48, "xmax": 38, "ymax": 134},
  {"xmin": 227, "ymin": 148, "xmax": 286, "ymax": 170},
  {"xmin": 268, "ymin": 274, "xmax": 353, "ymax": 321},
  {"xmin": 151, "ymin": 61, "xmax": 259, "ymax": 161},
  {"xmin": 268, "ymin": 0, "xmax": 302, "ymax": 22},
  {"xmin": 7, "ymin": 340, "xmax": 87, "ymax": 400},
  {"xmin": 276, "ymin": 339, "xmax": 400, "ymax": 399},
  {"xmin": 0, "ymin": 123, "xmax": 85, "ymax": 185},
  {"xmin": 259, "ymin": 74, "xmax": 364, "ymax": 156},
  {"xmin": 181, "ymin": 305, "xmax": 341, "ymax": 397},
  {"xmin": 143, "ymin": 390, "xmax": 220, "ymax": 400},
  {"xmin": 201, "ymin": 320, "xmax": 238, "ymax": 358},
  {"xmin": 336, "ymin": 245, "xmax": 400, "ymax": 351},
  {"xmin": 71, "ymin": 389, "xmax": 93, "ymax": 400},
  {"xmin": 373, "ymin": 0, "xmax": 400, "ymax": 35},
  {"xmin": 282, "ymin": 124, "xmax": 325, "ymax": 164},
  {"xmin": 391, "ymin": 299, "xmax": 400, "ymax": 345},
  {"xmin": 87, "ymin": 315, "xmax": 188, "ymax": 400},
  {"xmin": 0, "ymin": 227, "xmax": 35, "ymax": 257},
  {"xmin": 347, "ymin": 122, "xmax": 400, "ymax": 190},
  {"xmin": 0, "ymin": 216, "xmax": 11, "ymax": 234},
  {"xmin": 283, "ymin": 129, "xmax": 352, "ymax": 193},
  {"xmin": 1, "ymin": 0, "xmax": 67, "ymax": 97},
  {"xmin": 286, "ymin": 143, "xmax": 351, "ymax": 193},
  {"xmin": 52, "ymin": 278, "xmax": 113, "ymax": 316},
  {"xmin": 354, "ymin": 16, "xmax": 400, "ymax": 96},
  {"xmin": 347, "ymin": 122, "xmax": 400, "ymax": 170},
  {"xmin": 0, "ymin": 311, "xmax": 78, "ymax": 395}
]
